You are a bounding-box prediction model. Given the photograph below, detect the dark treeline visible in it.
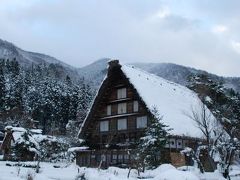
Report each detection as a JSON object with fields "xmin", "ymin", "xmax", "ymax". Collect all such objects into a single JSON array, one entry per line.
[{"xmin": 0, "ymin": 58, "xmax": 93, "ymax": 134}]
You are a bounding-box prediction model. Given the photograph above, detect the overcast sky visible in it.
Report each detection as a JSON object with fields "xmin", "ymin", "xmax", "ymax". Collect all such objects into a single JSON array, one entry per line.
[{"xmin": 0, "ymin": 0, "xmax": 240, "ymax": 76}]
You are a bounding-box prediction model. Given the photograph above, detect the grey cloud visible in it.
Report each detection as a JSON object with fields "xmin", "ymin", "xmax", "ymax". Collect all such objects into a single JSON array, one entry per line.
[{"xmin": 0, "ymin": 0, "xmax": 240, "ymax": 76}]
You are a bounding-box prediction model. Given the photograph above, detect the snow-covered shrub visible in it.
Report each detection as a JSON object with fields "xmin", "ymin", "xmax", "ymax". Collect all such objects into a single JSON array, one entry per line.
[
  {"xmin": 181, "ymin": 147, "xmax": 205, "ymax": 173},
  {"xmin": 35, "ymin": 135, "xmax": 69, "ymax": 162},
  {"xmin": 3, "ymin": 126, "xmax": 69, "ymax": 162}
]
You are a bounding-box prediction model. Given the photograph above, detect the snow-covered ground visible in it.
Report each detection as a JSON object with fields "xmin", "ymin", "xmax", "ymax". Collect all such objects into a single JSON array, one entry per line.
[{"xmin": 0, "ymin": 161, "xmax": 240, "ymax": 180}]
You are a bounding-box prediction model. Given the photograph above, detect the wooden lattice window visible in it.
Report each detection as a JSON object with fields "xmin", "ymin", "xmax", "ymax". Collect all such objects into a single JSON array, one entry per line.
[{"xmin": 117, "ymin": 88, "xmax": 127, "ymax": 99}]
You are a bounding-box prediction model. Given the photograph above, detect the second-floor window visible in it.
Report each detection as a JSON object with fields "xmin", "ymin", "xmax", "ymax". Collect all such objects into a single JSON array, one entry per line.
[
  {"xmin": 107, "ymin": 105, "xmax": 111, "ymax": 116},
  {"xmin": 117, "ymin": 118, "xmax": 127, "ymax": 130},
  {"xmin": 118, "ymin": 103, "xmax": 127, "ymax": 114},
  {"xmin": 133, "ymin": 101, "xmax": 139, "ymax": 112},
  {"xmin": 100, "ymin": 121, "xmax": 109, "ymax": 132},
  {"xmin": 117, "ymin": 88, "xmax": 127, "ymax": 99},
  {"xmin": 136, "ymin": 116, "xmax": 147, "ymax": 128}
]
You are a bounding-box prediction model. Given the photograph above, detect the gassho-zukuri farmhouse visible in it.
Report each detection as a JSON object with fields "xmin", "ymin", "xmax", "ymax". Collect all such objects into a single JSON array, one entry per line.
[{"xmin": 77, "ymin": 60, "xmax": 216, "ymax": 168}]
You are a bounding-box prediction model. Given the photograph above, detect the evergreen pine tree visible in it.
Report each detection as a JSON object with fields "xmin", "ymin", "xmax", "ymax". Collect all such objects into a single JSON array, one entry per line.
[
  {"xmin": 137, "ymin": 108, "xmax": 169, "ymax": 169},
  {"xmin": 65, "ymin": 75, "xmax": 72, "ymax": 86},
  {"xmin": 78, "ymin": 82, "xmax": 94, "ymax": 121},
  {"xmin": 0, "ymin": 61, "xmax": 6, "ymax": 111},
  {"xmin": 0, "ymin": 59, "xmax": 94, "ymax": 135},
  {"xmin": 71, "ymin": 86, "xmax": 79, "ymax": 120}
]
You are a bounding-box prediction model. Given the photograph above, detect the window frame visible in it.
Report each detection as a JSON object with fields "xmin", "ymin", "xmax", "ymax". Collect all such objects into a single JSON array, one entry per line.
[
  {"xmin": 100, "ymin": 120, "xmax": 109, "ymax": 132},
  {"xmin": 176, "ymin": 139, "xmax": 183, "ymax": 149},
  {"xmin": 117, "ymin": 88, "xmax": 127, "ymax": 99},
  {"xmin": 170, "ymin": 139, "xmax": 176, "ymax": 148},
  {"xmin": 117, "ymin": 118, "xmax": 127, "ymax": 130},
  {"xmin": 133, "ymin": 100, "xmax": 139, "ymax": 112},
  {"xmin": 117, "ymin": 102, "xmax": 127, "ymax": 114},
  {"xmin": 136, "ymin": 116, "xmax": 148, "ymax": 129}
]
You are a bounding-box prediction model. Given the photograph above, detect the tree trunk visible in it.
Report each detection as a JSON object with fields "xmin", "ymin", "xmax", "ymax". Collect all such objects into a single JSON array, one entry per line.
[{"xmin": 127, "ymin": 167, "xmax": 131, "ymax": 178}]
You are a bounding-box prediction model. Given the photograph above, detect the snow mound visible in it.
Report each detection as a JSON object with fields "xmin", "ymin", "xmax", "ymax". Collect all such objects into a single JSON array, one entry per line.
[
  {"xmin": 153, "ymin": 164, "xmax": 176, "ymax": 174},
  {"xmin": 154, "ymin": 168, "xmax": 199, "ymax": 180},
  {"xmin": 149, "ymin": 164, "xmax": 199, "ymax": 180},
  {"xmin": 0, "ymin": 161, "xmax": 236, "ymax": 180}
]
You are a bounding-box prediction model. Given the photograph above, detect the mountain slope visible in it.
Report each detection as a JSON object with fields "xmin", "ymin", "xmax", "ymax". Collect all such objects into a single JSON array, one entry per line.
[
  {"xmin": 132, "ymin": 62, "xmax": 207, "ymax": 86},
  {"xmin": 77, "ymin": 60, "xmax": 240, "ymax": 93},
  {"xmin": 1, "ymin": 38, "xmax": 240, "ymax": 93},
  {"xmin": 77, "ymin": 58, "xmax": 109, "ymax": 87},
  {"xmin": 0, "ymin": 39, "xmax": 71, "ymax": 67},
  {"xmin": 0, "ymin": 38, "xmax": 79, "ymax": 81},
  {"xmin": 132, "ymin": 62, "xmax": 240, "ymax": 93}
]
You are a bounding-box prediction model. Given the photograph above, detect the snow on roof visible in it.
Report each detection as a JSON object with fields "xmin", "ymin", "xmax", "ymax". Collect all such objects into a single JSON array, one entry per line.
[
  {"xmin": 4, "ymin": 126, "xmax": 40, "ymax": 150},
  {"xmin": 5, "ymin": 126, "xmax": 26, "ymax": 132},
  {"xmin": 79, "ymin": 61, "xmax": 216, "ymax": 139},
  {"xmin": 68, "ymin": 146, "xmax": 89, "ymax": 152},
  {"xmin": 4, "ymin": 126, "xmax": 42, "ymax": 135},
  {"xmin": 12, "ymin": 131, "xmax": 40, "ymax": 149},
  {"xmin": 30, "ymin": 129, "xmax": 43, "ymax": 135},
  {"xmin": 121, "ymin": 65, "xmax": 215, "ymax": 138}
]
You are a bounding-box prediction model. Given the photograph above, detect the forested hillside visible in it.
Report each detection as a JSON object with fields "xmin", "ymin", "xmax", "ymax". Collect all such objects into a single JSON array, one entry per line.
[
  {"xmin": 0, "ymin": 58, "xmax": 93, "ymax": 135},
  {"xmin": 1, "ymin": 38, "xmax": 240, "ymax": 140}
]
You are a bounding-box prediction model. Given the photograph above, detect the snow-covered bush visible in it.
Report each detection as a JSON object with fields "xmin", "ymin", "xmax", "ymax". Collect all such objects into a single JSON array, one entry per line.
[
  {"xmin": 34, "ymin": 135, "xmax": 69, "ymax": 162},
  {"xmin": 2, "ymin": 126, "xmax": 69, "ymax": 162}
]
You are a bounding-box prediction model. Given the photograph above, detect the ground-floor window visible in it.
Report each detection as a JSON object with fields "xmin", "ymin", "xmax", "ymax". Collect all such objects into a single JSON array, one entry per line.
[
  {"xmin": 136, "ymin": 116, "xmax": 148, "ymax": 128},
  {"xmin": 118, "ymin": 154, "xmax": 124, "ymax": 163},
  {"xmin": 78, "ymin": 151, "xmax": 132, "ymax": 167},
  {"xmin": 101, "ymin": 154, "xmax": 106, "ymax": 162},
  {"xmin": 124, "ymin": 154, "xmax": 130, "ymax": 163},
  {"xmin": 79, "ymin": 155, "xmax": 90, "ymax": 166},
  {"xmin": 112, "ymin": 154, "xmax": 117, "ymax": 164}
]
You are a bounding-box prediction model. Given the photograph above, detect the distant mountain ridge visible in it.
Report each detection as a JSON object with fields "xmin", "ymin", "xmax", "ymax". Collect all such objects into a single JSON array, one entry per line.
[
  {"xmin": 0, "ymin": 39, "xmax": 72, "ymax": 67},
  {"xmin": 1, "ymin": 38, "xmax": 240, "ymax": 93},
  {"xmin": 77, "ymin": 59, "xmax": 240, "ymax": 93},
  {"xmin": 0, "ymin": 38, "xmax": 80, "ymax": 81},
  {"xmin": 77, "ymin": 58, "xmax": 110, "ymax": 87},
  {"xmin": 132, "ymin": 62, "xmax": 240, "ymax": 93},
  {"xmin": 1, "ymin": 38, "xmax": 240, "ymax": 146}
]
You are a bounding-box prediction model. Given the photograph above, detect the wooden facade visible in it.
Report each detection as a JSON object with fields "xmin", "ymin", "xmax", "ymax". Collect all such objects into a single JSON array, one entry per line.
[
  {"xmin": 77, "ymin": 60, "xmax": 200, "ymax": 168},
  {"xmin": 1, "ymin": 128, "xmax": 15, "ymax": 160},
  {"xmin": 0, "ymin": 131, "xmax": 4, "ymax": 155}
]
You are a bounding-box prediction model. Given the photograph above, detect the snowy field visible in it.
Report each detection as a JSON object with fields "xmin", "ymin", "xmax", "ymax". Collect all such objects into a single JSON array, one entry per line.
[{"xmin": 0, "ymin": 161, "xmax": 240, "ymax": 180}]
